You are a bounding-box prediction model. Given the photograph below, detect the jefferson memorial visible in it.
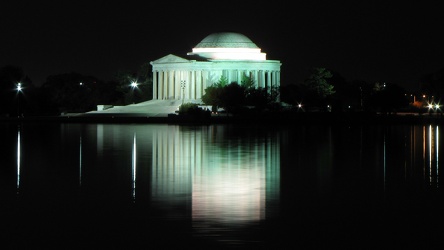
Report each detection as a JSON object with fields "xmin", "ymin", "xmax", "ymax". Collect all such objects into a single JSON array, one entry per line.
[
  {"xmin": 87, "ymin": 32, "xmax": 281, "ymax": 116},
  {"xmin": 150, "ymin": 32, "xmax": 282, "ymax": 101}
]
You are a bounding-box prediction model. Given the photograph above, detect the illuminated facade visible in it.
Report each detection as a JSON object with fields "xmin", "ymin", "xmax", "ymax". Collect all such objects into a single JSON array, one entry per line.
[{"xmin": 150, "ymin": 32, "xmax": 282, "ymax": 101}]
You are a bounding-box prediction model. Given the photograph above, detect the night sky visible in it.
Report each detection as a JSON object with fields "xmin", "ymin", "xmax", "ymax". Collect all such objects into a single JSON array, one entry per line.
[{"xmin": 2, "ymin": 1, "xmax": 443, "ymax": 91}]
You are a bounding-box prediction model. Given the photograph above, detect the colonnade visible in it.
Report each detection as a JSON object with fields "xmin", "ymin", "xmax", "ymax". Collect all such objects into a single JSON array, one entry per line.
[{"xmin": 152, "ymin": 69, "xmax": 280, "ymax": 100}]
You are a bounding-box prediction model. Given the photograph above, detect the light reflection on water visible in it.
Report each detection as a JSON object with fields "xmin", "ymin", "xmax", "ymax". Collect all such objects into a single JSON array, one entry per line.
[
  {"xmin": 63, "ymin": 123, "xmax": 279, "ymax": 246},
  {"xmin": 150, "ymin": 125, "xmax": 279, "ymax": 220},
  {"xmin": 146, "ymin": 125, "xmax": 280, "ymax": 245},
  {"xmin": 426, "ymin": 125, "xmax": 439, "ymax": 187},
  {"xmin": 2, "ymin": 123, "xmax": 443, "ymax": 248},
  {"xmin": 16, "ymin": 125, "xmax": 21, "ymax": 194}
]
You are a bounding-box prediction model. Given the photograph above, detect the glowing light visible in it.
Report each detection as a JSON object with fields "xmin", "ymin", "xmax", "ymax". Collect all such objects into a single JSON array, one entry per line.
[
  {"xmin": 297, "ymin": 102, "xmax": 304, "ymax": 112},
  {"xmin": 428, "ymin": 103, "xmax": 434, "ymax": 110},
  {"xmin": 189, "ymin": 47, "xmax": 266, "ymax": 60},
  {"xmin": 130, "ymin": 81, "xmax": 138, "ymax": 88},
  {"xmin": 16, "ymin": 83, "xmax": 23, "ymax": 117}
]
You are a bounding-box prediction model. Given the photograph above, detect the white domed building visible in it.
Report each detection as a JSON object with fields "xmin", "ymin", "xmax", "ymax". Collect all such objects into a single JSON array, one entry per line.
[{"xmin": 150, "ymin": 32, "xmax": 282, "ymax": 101}]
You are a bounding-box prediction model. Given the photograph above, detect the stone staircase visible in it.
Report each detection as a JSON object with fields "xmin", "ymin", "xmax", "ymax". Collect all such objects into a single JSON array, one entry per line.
[{"xmin": 85, "ymin": 99, "xmax": 200, "ymax": 117}]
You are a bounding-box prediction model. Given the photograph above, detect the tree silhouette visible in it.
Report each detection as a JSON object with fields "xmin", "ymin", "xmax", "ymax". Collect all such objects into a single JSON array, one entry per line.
[{"xmin": 304, "ymin": 67, "xmax": 335, "ymax": 99}]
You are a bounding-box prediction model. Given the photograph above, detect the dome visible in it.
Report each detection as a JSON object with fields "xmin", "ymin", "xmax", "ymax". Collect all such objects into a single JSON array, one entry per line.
[
  {"xmin": 188, "ymin": 32, "xmax": 266, "ymax": 60},
  {"xmin": 194, "ymin": 32, "xmax": 259, "ymax": 49}
]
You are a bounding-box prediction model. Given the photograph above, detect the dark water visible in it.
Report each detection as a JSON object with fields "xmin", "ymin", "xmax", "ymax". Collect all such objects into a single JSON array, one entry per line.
[{"xmin": 1, "ymin": 122, "xmax": 442, "ymax": 249}]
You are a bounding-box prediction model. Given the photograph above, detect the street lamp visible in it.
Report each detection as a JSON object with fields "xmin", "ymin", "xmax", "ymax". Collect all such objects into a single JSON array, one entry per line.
[
  {"xmin": 16, "ymin": 83, "xmax": 22, "ymax": 117},
  {"xmin": 297, "ymin": 102, "xmax": 304, "ymax": 112},
  {"xmin": 131, "ymin": 81, "xmax": 138, "ymax": 89},
  {"xmin": 180, "ymin": 80, "xmax": 186, "ymax": 104},
  {"xmin": 130, "ymin": 81, "xmax": 138, "ymax": 104}
]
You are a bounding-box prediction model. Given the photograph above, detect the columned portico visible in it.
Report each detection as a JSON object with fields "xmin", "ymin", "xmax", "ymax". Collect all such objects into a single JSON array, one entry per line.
[{"xmin": 150, "ymin": 32, "xmax": 282, "ymax": 102}]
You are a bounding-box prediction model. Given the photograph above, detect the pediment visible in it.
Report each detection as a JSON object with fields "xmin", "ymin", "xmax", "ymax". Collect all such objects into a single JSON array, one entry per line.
[{"xmin": 151, "ymin": 54, "xmax": 189, "ymax": 64}]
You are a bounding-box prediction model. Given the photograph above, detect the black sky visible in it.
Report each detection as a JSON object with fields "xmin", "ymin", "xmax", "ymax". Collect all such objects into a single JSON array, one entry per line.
[{"xmin": 1, "ymin": 1, "xmax": 443, "ymax": 91}]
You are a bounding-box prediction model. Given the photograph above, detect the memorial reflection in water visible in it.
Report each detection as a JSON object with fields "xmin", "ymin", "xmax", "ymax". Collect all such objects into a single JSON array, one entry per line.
[
  {"xmin": 150, "ymin": 125, "xmax": 281, "ymax": 224},
  {"xmin": 80, "ymin": 124, "xmax": 280, "ymax": 224},
  {"xmin": 5, "ymin": 122, "xmax": 442, "ymax": 247},
  {"xmin": 12, "ymin": 124, "xmax": 441, "ymax": 204}
]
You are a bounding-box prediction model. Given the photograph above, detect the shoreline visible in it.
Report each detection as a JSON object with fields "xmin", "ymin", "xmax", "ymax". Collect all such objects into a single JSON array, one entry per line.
[{"xmin": 1, "ymin": 112, "xmax": 443, "ymax": 125}]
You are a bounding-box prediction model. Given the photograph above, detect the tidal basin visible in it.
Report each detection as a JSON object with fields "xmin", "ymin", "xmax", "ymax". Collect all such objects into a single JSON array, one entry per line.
[{"xmin": 1, "ymin": 122, "xmax": 442, "ymax": 248}]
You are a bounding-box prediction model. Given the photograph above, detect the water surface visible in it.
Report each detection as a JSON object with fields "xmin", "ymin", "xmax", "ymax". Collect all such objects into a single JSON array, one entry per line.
[{"xmin": 0, "ymin": 123, "xmax": 442, "ymax": 248}]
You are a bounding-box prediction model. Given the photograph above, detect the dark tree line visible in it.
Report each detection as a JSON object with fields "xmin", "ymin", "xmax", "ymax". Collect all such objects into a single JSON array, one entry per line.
[
  {"xmin": 3, "ymin": 64, "xmax": 436, "ymax": 117},
  {"xmin": 0, "ymin": 64, "xmax": 153, "ymax": 117},
  {"xmin": 420, "ymin": 67, "xmax": 444, "ymax": 104},
  {"xmin": 280, "ymin": 67, "xmax": 411, "ymax": 114}
]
